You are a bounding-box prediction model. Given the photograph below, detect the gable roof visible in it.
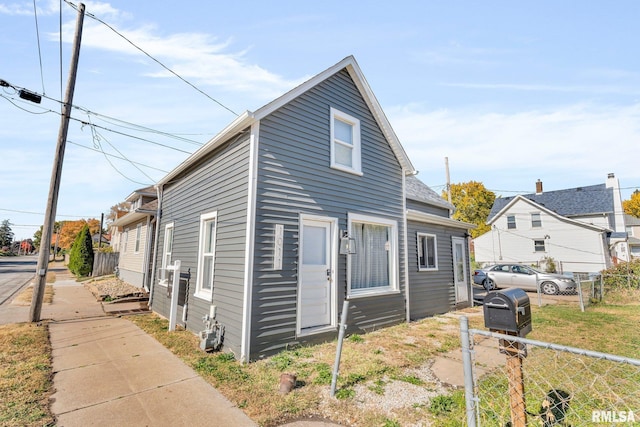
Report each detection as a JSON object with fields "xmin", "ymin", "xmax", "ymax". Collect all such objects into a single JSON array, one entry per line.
[
  {"xmin": 405, "ymin": 175, "xmax": 453, "ymax": 210},
  {"xmin": 159, "ymin": 56, "xmax": 415, "ymax": 186},
  {"xmin": 488, "ymin": 183, "xmax": 613, "ymax": 222}
]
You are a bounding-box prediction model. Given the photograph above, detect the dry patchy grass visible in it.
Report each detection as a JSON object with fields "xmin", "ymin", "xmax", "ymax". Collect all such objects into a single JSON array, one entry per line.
[
  {"xmin": 11, "ymin": 285, "xmax": 54, "ymax": 306},
  {"xmin": 128, "ymin": 312, "xmax": 469, "ymax": 426},
  {"xmin": 0, "ymin": 323, "xmax": 54, "ymax": 427}
]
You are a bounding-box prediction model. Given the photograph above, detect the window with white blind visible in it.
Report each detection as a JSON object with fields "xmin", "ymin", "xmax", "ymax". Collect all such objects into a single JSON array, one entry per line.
[{"xmin": 348, "ymin": 214, "xmax": 398, "ymax": 296}]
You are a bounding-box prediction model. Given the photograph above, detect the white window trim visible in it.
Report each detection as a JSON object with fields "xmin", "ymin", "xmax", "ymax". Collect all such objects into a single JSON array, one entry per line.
[
  {"xmin": 158, "ymin": 222, "xmax": 174, "ymax": 287},
  {"xmin": 123, "ymin": 228, "xmax": 129, "ymax": 253},
  {"xmin": 134, "ymin": 223, "xmax": 142, "ymax": 253},
  {"xmin": 330, "ymin": 107, "xmax": 362, "ymax": 176},
  {"xmin": 347, "ymin": 213, "xmax": 399, "ymax": 298},
  {"xmin": 534, "ymin": 239, "xmax": 546, "ymax": 252},
  {"xmin": 531, "ymin": 212, "xmax": 542, "ymax": 228},
  {"xmin": 195, "ymin": 211, "xmax": 218, "ymax": 300},
  {"xmin": 417, "ymin": 232, "xmax": 438, "ymax": 271},
  {"xmin": 507, "ymin": 215, "xmax": 516, "ymax": 229}
]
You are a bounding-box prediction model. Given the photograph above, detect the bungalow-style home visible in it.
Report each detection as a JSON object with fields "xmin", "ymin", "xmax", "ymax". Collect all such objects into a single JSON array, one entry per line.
[
  {"xmin": 625, "ymin": 214, "xmax": 640, "ymax": 258},
  {"xmin": 109, "ymin": 186, "xmax": 158, "ymax": 289},
  {"xmin": 474, "ymin": 173, "xmax": 629, "ymax": 275},
  {"xmin": 111, "ymin": 56, "xmax": 474, "ymax": 361}
]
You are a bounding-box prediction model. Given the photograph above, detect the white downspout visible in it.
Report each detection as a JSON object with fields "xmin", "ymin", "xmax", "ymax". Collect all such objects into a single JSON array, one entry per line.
[
  {"xmin": 148, "ymin": 184, "xmax": 163, "ymax": 308},
  {"xmin": 403, "ymin": 171, "xmax": 411, "ymax": 323},
  {"xmin": 241, "ymin": 123, "xmax": 259, "ymax": 363}
]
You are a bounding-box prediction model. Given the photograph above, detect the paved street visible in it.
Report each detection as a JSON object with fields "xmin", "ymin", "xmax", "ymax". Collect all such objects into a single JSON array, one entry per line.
[{"xmin": 0, "ymin": 255, "xmax": 36, "ymax": 306}]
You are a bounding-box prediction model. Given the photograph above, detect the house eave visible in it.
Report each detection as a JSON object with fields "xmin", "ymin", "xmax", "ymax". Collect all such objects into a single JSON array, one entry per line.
[
  {"xmin": 406, "ymin": 209, "xmax": 476, "ymax": 230},
  {"xmin": 157, "ymin": 111, "xmax": 255, "ymax": 186},
  {"xmin": 110, "ymin": 210, "xmax": 154, "ymax": 227}
]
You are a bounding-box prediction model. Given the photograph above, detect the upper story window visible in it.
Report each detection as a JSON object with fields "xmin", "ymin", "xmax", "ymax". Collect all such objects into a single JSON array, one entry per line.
[
  {"xmin": 531, "ymin": 212, "xmax": 542, "ymax": 228},
  {"xmin": 348, "ymin": 213, "xmax": 398, "ymax": 297},
  {"xmin": 195, "ymin": 212, "xmax": 217, "ymax": 299},
  {"xmin": 417, "ymin": 233, "xmax": 438, "ymax": 271},
  {"xmin": 330, "ymin": 108, "xmax": 362, "ymax": 175},
  {"xmin": 534, "ymin": 239, "xmax": 546, "ymax": 252},
  {"xmin": 507, "ymin": 215, "xmax": 516, "ymax": 229}
]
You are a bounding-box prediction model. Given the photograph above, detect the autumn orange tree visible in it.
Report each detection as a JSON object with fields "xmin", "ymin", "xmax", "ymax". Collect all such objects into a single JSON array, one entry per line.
[
  {"xmin": 57, "ymin": 219, "xmax": 101, "ymax": 250},
  {"xmin": 623, "ymin": 190, "xmax": 640, "ymax": 218},
  {"xmin": 444, "ymin": 181, "xmax": 496, "ymax": 238}
]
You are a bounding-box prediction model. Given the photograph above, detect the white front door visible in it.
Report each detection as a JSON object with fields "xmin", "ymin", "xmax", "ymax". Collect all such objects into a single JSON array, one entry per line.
[
  {"xmin": 299, "ymin": 218, "xmax": 334, "ymax": 331},
  {"xmin": 452, "ymin": 237, "xmax": 469, "ymax": 303}
]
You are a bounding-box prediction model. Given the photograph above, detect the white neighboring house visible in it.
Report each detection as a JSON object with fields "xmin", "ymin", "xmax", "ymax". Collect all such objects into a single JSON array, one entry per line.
[
  {"xmin": 109, "ymin": 186, "xmax": 158, "ymax": 289},
  {"xmin": 474, "ymin": 173, "xmax": 629, "ymax": 274},
  {"xmin": 625, "ymin": 214, "xmax": 640, "ymax": 259}
]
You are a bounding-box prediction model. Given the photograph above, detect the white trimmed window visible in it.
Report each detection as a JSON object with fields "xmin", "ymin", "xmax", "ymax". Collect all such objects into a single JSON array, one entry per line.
[
  {"xmin": 195, "ymin": 212, "xmax": 217, "ymax": 299},
  {"xmin": 534, "ymin": 239, "xmax": 546, "ymax": 252},
  {"xmin": 348, "ymin": 213, "xmax": 398, "ymax": 296},
  {"xmin": 134, "ymin": 223, "xmax": 142, "ymax": 253},
  {"xmin": 531, "ymin": 212, "xmax": 542, "ymax": 228},
  {"xmin": 159, "ymin": 223, "xmax": 174, "ymax": 285},
  {"xmin": 507, "ymin": 215, "xmax": 516, "ymax": 229},
  {"xmin": 417, "ymin": 233, "xmax": 438, "ymax": 271},
  {"xmin": 330, "ymin": 107, "xmax": 362, "ymax": 175},
  {"xmin": 123, "ymin": 228, "xmax": 129, "ymax": 253}
]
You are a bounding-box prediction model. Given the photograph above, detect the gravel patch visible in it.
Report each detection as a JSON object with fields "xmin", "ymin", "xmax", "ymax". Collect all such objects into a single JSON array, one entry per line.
[{"xmin": 84, "ymin": 276, "xmax": 147, "ymax": 301}]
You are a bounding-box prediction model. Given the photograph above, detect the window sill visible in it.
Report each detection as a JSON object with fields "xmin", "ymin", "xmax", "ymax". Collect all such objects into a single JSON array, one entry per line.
[
  {"xmin": 347, "ymin": 288, "xmax": 401, "ymax": 299},
  {"xmin": 330, "ymin": 164, "xmax": 363, "ymax": 176},
  {"xmin": 297, "ymin": 324, "xmax": 336, "ymax": 337},
  {"xmin": 193, "ymin": 291, "xmax": 213, "ymax": 301},
  {"xmin": 418, "ymin": 267, "xmax": 438, "ymax": 272}
]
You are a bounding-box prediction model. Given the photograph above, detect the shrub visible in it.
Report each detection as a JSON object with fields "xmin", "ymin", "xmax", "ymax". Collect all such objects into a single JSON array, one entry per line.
[
  {"xmin": 601, "ymin": 259, "xmax": 640, "ymax": 289},
  {"xmin": 68, "ymin": 225, "xmax": 94, "ymax": 277}
]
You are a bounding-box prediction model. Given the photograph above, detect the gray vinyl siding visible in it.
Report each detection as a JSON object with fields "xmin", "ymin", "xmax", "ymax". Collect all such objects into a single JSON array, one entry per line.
[
  {"xmin": 249, "ymin": 69, "xmax": 406, "ymax": 359},
  {"xmin": 407, "ymin": 219, "xmax": 469, "ymax": 320},
  {"xmin": 407, "ymin": 199, "xmax": 450, "ymax": 217},
  {"xmin": 152, "ymin": 134, "xmax": 250, "ymax": 357}
]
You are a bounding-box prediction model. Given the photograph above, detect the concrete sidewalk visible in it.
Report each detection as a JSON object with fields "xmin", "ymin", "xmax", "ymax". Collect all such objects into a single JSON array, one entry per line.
[{"xmin": 46, "ymin": 280, "xmax": 258, "ymax": 427}]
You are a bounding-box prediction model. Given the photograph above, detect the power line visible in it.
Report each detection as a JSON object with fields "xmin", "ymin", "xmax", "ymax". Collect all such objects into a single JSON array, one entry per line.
[
  {"xmin": 32, "ymin": 0, "xmax": 46, "ymax": 95},
  {"xmin": 63, "ymin": 0, "xmax": 239, "ymax": 117},
  {"xmin": 67, "ymin": 140, "xmax": 169, "ymax": 173},
  {"xmin": 0, "ymin": 208, "xmax": 89, "ymax": 218},
  {"xmin": 0, "ymin": 92, "xmax": 196, "ymax": 154}
]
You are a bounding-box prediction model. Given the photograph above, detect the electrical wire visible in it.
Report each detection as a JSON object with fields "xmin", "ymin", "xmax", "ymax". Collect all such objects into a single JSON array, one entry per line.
[
  {"xmin": 85, "ymin": 112, "xmax": 156, "ymax": 183},
  {"xmin": 63, "ymin": 0, "xmax": 239, "ymax": 117},
  {"xmin": 59, "ymin": 0, "xmax": 63, "ymax": 103},
  {"xmin": 32, "ymin": 0, "xmax": 46, "ymax": 95},
  {"xmin": 67, "ymin": 140, "xmax": 168, "ymax": 173},
  {"xmin": 0, "ymin": 208, "xmax": 88, "ymax": 218}
]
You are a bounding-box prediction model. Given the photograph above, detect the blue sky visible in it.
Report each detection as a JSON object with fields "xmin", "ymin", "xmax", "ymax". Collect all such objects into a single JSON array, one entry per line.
[{"xmin": 2, "ymin": 0, "xmax": 639, "ymax": 240}]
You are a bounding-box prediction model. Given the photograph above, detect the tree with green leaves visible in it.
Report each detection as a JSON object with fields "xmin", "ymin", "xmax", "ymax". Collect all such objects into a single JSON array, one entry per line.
[
  {"xmin": 444, "ymin": 181, "xmax": 496, "ymax": 238},
  {"xmin": 623, "ymin": 190, "xmax": 640, "ymax": 218},
  {"xmin": 0, "ymin": 219, "xmax": 14, "ymax": 248},
  {"xmin": 68, "ymin": 225, "xmax": 94, "ymax": 277}
]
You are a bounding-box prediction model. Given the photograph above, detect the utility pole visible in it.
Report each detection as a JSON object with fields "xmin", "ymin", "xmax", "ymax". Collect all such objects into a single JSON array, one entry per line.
[
  {"xmin": 30, "ymin": 3, "xmax": 85, "ymax": 322},
  {"xmin": 445, "ymin": 157, "xmax": 452, "ymax": 205}
]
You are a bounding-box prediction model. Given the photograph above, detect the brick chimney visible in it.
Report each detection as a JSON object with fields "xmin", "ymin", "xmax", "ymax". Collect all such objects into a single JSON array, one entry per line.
[{"xmin": 535, "ymin": 179, "xmax": 543, "ymax": 195}]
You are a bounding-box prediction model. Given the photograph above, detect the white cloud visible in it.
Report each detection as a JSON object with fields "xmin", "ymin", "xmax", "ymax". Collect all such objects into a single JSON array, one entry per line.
[
  {"xmin": 389, "ymin": 103, "xmax": 640, "ymax": 195},
  {"xmin": 54, "ymin": 5, "xmax": 305, "ymax": 100}
]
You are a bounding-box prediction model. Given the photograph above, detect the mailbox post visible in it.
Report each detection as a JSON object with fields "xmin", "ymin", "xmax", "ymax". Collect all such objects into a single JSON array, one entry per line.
[{"xmin": 483, "ymin": 288, "xmax": 532, "ymax": 427}]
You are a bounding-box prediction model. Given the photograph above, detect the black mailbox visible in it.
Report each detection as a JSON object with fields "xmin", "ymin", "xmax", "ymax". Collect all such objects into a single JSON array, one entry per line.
[{"xmin": 483, "ymin": 288, "xmax": 532, "ymax": 337}]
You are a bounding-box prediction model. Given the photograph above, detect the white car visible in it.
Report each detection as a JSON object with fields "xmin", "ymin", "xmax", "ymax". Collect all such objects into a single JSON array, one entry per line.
[{"xmin": 473, "ymin": 264, "xmax": 577, "ymax": 295}]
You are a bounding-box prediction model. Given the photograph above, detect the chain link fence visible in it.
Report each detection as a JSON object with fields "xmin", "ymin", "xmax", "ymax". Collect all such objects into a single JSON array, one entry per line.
[{"xmin": 460, "ymin": 317, "xmax": 640, "ymax": 426}]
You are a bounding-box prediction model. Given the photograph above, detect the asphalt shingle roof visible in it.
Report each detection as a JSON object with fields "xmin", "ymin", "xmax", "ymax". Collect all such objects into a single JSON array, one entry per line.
[
  {"xmin": 488, "ymin": 183, "xmax": 613, "ymax": 221},
  {"xmin": 406, "ymin": 175, "xmax": 453, "ymax": 210}
]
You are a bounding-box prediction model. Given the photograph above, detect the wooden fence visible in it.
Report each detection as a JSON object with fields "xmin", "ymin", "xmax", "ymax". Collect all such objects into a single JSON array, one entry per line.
[{"xmin": 92, "ymin": 252, "xmax": 119, "ymax": 277}]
